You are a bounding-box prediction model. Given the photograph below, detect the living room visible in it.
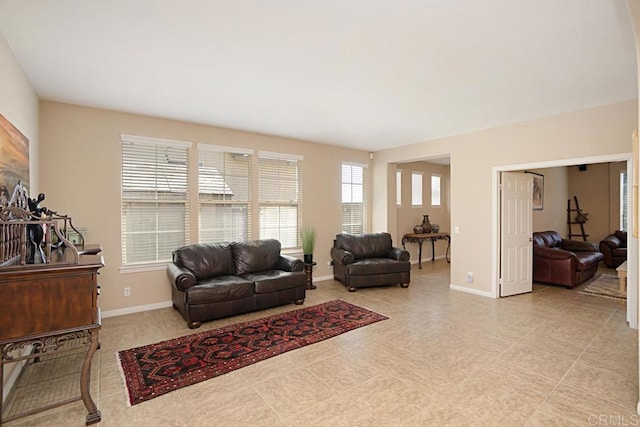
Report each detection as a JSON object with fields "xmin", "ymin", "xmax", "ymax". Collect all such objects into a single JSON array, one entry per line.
[{"xmin": 1, "ymin": 1, "xmax": 640, "ymax": 425}]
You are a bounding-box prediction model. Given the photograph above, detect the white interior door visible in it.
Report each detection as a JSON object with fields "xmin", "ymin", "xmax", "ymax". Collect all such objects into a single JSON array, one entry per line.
[{"xmin": 500, "ymin": 172, "xmax": 533, "ymax": 297}]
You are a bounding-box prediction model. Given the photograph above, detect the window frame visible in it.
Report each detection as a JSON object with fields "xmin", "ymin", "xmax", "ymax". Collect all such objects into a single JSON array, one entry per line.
[
  {"xmin": 431, "ymin": 174, "xmax": 441, "ymax": 207},
  {"xmin": 411, "ymin": 171, "xmax": 423, "ymax": 207},
  {"xmin": 120, "ymin": 134, "xmax": 191, "ymax": 269},
  {"xmin": 197, "ymin": 144, "xmax": 254, "ymax": 244},
  {"xmin": 341, "ymin": 162, "xmax": 367, "ymax": 235},
  {"xmin": 258, "ymin": 151, "xmax": 303, "ymax": 250}
]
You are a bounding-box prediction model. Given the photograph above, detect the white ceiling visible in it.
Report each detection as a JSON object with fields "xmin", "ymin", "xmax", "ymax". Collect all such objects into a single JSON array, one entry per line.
[{"xmin": 0, "ymin": 0, "xmax": 637, "ymax": 151}]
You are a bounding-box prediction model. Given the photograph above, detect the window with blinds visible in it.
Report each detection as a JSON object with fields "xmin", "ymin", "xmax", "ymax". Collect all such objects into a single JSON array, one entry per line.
[
  {"xmin": 342, "ymin": 163, "xmax": 365, "ymax": 234},
  {"xmin": 396, "ymin": 170, "xmax": 402, "ymax": 206},
  {"xmin": 412, "ymin": 172, "xmax": 423, "ymax": 206},
  {"xmin": 258, "ymin": 152, "xmax": 302, "ymax": 249},
  {"xmin": 431, "ymin": 174, "xmax": 441, "ymax": 207},
  {"xmin": 121, "ymin": 135, "xmax": 190, "ymax": 266},
  {"xmin": 198, "ymin": 145, "xmax": 252, "ymax": 243}
]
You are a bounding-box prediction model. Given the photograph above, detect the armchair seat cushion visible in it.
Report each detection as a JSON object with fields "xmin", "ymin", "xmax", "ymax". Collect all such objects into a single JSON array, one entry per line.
[
  {"xmin": 186, "ymin": 276, "xmax": 253, "ymax": 304},
  {"xmin": 242, "ymin": 271, "xmax": 306, "ymax": 293},
  {"xmin": 347, "ymin": 258, "xmax": 411, "ymax": 275}
]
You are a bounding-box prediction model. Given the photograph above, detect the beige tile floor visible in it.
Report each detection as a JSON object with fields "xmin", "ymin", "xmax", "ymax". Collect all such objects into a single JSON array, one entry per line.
[{"xmin": 4, "ymin": 260, "xmax": 638, "ymax": 426}]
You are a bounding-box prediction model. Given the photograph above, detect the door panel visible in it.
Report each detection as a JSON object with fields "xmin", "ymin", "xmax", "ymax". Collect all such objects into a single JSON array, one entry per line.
[{"xmin": 500, "ymin": 172, "xmax": 533, "ymax": 297}]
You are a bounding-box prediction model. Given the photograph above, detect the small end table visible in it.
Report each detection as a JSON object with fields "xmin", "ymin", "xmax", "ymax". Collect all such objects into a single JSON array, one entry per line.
[{"xmin": 304, "ymin": 262, "xmax": 317, "ymax": 290}]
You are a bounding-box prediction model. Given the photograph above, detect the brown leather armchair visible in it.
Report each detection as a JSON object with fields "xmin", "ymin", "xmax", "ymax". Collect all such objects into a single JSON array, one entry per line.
[
  {"xmin": 532, "ymin": 231, "xmax": 603, "ymax": 288},
  {"xmin": 331, "ymin": 232, "xmax": 410, "ymax": 292},
  {"xmin": 599, "ymin": 231, "xmax": 627, "ymax": 268}
]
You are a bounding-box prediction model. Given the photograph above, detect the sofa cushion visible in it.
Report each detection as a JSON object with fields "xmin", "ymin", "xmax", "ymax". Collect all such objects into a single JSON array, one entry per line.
[
  {"xmin": 335, "ymin": 233, "xmax": 392, "ymax": 260},
  {"xmin": 347, "ymin": 258, "xmax": 411, "ymax": 275},
  {"xmin": 186, "ymin": 275, "xmax": 254, "ymax": 304},
  {"xmin": 173, "ymin": 243, "xmax": 234, "ymax": 280},
  {"xmin": 232, "ymin": 239, "xmax": 281, "ymax": 275},
  {"xmin": 242, "ymin": 270, "xmax": 306, "ymax": 293},
  {"xmin": 532, "ymin": 231, "xmax": 562, "ymax": 248}
]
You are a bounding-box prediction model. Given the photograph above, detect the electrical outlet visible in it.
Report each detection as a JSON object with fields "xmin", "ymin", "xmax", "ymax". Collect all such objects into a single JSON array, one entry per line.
[
  {"xmin": 124, "ymin": 287, "xmax": 131, "ymax": 297},
  {"xmin": 466, "ymin": 272, "xmax": 473, "ymax": 283},
  {"xmin": 327, "ymin": 261, "xmax": 332, "ymax": 268}
]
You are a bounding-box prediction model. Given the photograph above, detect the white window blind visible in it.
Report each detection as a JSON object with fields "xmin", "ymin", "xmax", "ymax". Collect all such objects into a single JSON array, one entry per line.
[
  {"xmin": 198, "ymin": 145, "xmax": 253, "ymax": 243},
  {"xmin": 121, "ymin": 136, "xmax": 190, "ymax": 266},
  {"xmin": 412, "ymin": 172, "xmax": 423, "ymax": 206},
  {"xmin": 342, "ymin": 163, "xmax": 365, "ymax": 234},
  {"xmin": 431, "ymin": 174, "xmax": 441, "ymax": 207},
  {"xmin": 258, "ymin": 152, "xmax": 302, "ymax": 249},
  {"xmin": 396, "ymin": 170, "xmax": 402, "ymax": 206}
]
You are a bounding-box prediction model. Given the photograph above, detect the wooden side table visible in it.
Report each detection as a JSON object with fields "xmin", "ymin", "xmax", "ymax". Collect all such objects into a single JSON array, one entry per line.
[{"xmin": 304, "ymin": 262, "xmax": 317, "ymax": 290}]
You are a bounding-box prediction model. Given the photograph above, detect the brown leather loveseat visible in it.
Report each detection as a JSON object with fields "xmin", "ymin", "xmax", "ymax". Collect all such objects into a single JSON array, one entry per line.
[
  {"xmin": 532, "ymin": 231, "xmax": 603, "ymax": 288},
  {"xmin": 331, "ymin": 232, "xmax": 410, "ymax": 292},
  {"xmin": 167, "ymin": 239, "xmax": 306, "ymax": 328},
  {"xmin": 599, "ymin": 230, "xmax": 627, "ymax": 268}
]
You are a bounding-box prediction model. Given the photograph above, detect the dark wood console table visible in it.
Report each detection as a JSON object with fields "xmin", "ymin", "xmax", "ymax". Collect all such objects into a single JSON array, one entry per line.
[
  {"xmin": 0, "ymin": 254, "xmax": 103, "ymax": 426},
  {"xmin": 401, "ymin": 232, "xmax": 451, "ymax": 269}
]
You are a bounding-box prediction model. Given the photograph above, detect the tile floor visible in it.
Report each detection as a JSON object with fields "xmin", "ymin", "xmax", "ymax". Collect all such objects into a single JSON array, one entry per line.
[{"xmin": 4, "ymin": 260, "xmax": 638, "ymax": 426}]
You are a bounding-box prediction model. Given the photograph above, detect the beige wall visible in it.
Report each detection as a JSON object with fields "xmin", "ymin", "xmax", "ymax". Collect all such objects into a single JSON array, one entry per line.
[
  {"xmin": 568, "ymin": 162, "xmax": 627, "ymax": 243},
  {"xmin": 0, "ymin": 30, "xmax": 40, "ymax": 402},
  {"xmin": 373, "ymin": 100, "xmax": 637, "ymax": 295},
  {"xmin": 529, "ymin": 167, "xmax": 569, "ymax": 233},
  {"xmin": 526, "ymin": 162, "xmax": 626, "ymax": 241},
  {"xmin": 395, "ymin": 162, "xmax": 451, "ymax": 261},
  {"xmin": 39, "ymin": 101, "xmax": 369, "ymax": 313}
]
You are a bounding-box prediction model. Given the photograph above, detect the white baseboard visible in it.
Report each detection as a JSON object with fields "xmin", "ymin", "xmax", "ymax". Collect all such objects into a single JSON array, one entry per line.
[
  {"xmin": 411, "ymin": 254, "xmax": 446, "ymax": 265},
  {"xmin": 102, "ymin": 301, "xmax": 173, "ymax": 318},
  {"xmin": 313, "ymin": 274, "xmax": 333, "ymax": 283},
  {"xmin": 449, "ymin": 284, "xmax": 494, "ymax": 298}
]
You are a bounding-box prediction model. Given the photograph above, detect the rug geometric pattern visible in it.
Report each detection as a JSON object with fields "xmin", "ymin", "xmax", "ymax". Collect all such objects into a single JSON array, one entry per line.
[
  {"xmin": 117, "ymin": 300, "xmax": 388, "ymax": 406},
  {"xmin": 579, "ymin": 273, "xmax": 626, "ymax": 300}
]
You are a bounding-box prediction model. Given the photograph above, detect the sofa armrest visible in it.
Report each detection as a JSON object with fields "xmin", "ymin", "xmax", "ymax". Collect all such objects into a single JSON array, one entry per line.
[
  {"xmin": 331, "ymin": 246, "xmax": 355, "ymax": 265},
  {"xmin": 167, "ymin": 263, "xmax": 197, "ymax": 291},
  {"xmin": 274, "ymin": 255, "xmax": 303, "ymax": 272},
  {"xmin": 389, "ymin": 247, "xmax": 410, "ymax": 262},
  {"xmin": 534, "ymin": 246, "xmax": 575, "ymax": 260},
  {"xmin": 561, "ymin": 239, "xmax": 598, "ymax": 252}
]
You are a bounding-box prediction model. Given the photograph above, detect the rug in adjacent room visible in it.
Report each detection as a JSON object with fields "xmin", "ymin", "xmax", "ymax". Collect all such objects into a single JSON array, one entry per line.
[
  {"xmin": 579, "ymin": 273, "xmax": 626, "ymax": 300},
  {"xmin": 117, "ymin": 299, "xmax": 388, "ymax": 406}
]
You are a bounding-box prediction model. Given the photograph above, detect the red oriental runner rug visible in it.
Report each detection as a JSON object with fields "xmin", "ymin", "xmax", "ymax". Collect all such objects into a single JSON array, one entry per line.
[{"xmin": 117, "ymin": 300, "xmax": 388, "ymax": 406}]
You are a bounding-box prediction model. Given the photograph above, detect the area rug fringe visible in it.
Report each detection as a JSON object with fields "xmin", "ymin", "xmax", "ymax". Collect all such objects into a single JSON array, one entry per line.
[
  {"xmin": 116, "ymin": 351, "xmax": 134, "ymax": 408},
  {"xmin": 116, "ymin": 299, "xmax": 388, "ymax": 406}
]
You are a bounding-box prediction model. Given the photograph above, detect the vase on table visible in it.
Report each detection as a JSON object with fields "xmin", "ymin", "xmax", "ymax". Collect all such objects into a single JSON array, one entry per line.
[{"xmin": 421, "ymin": 215, "xmax": 432, "ymax": 233}]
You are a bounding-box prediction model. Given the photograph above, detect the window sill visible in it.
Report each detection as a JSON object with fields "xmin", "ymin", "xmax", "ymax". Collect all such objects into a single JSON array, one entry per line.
[{"xmin": 120, "ymin": 263, "xmax": 169, "ymax": 274}]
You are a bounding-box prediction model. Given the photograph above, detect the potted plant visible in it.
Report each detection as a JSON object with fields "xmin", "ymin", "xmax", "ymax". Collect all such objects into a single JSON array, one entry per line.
[{"xmin": 301, "ymin": 225, "xmax": 316, "ymax": 264}]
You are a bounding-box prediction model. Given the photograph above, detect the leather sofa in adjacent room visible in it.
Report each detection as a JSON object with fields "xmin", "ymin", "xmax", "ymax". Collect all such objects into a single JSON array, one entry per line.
[
  {"xmin": 331, "ymin": 232, "xmax": 410, "ymax": 292},
  {"xmin": 532, "ymin": 230, "xmax": 603, "ymax": 288},
  {"xmin": 167, "ymin": 239, "xmax": 306, "ymax": 328},
  {"xmin": 599, "ymin": 230, "xmax": 627, "ymax": 268}
]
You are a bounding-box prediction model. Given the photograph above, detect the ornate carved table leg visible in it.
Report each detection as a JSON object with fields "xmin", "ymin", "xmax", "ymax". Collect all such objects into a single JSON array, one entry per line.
[{"xmin": 80, "ymin": 329, "xmax": 101, "ymax": 425}]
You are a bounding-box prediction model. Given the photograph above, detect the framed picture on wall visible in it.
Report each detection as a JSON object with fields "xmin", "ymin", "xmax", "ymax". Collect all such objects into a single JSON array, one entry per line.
[
  {"xmin": 526, "ymin": 171, "xmax": 544, "ymax": 210},
  {"xmin": 0, "ymin": 114, "xmax": 29, "ymax": 206}
]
